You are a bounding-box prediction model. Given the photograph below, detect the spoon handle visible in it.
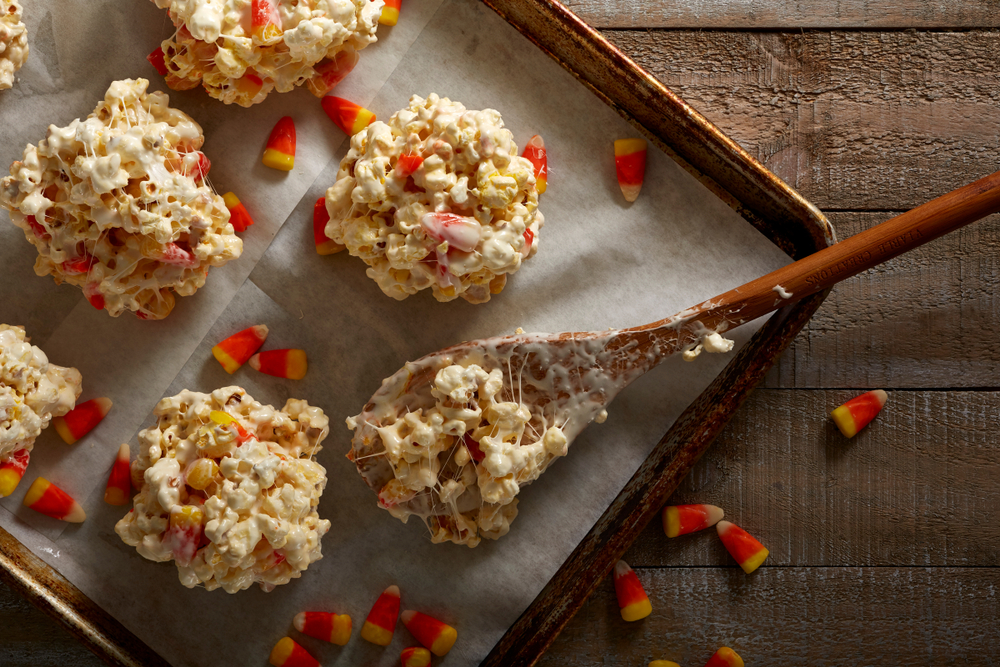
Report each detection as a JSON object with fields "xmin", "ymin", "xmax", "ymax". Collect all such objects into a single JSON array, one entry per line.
[{"xmin": 637, "ymin": 168, "xmax": 1000, "ymax": 351}]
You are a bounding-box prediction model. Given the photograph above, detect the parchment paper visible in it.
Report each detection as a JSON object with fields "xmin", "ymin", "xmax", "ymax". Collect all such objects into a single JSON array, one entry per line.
[{"xmin": 0, "ymin": 1, "xmax": 792, "ymax": 664}]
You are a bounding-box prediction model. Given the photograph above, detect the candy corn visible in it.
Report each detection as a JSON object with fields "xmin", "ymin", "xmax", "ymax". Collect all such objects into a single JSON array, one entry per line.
[
  {"xmin": 252, "ymin": 0, "xmax": 282, "ymax": 43},
  {"xmin": 396, "ymin": 153, "xmax": 424, "ymax": 177},
  {"xmin": 223, "ymin": 192, "xmax": 255, "ymax": 233},
  {"xmin": 614, "ymin": 138, "xmax": 647, "ymax": 202},
  {"xmin": 168, "ymin": 505, "xmax": 204, "ymax": 567},
  {"xmin": 716, "ymin": 520, "xmax": 768, "ymax": 574},
  {"xmin": 23, "ymin": 478, "xmax": 86, "ymax": 522},
  {"xmin": 401, "ymin": 610, "xmax": 457, "ymax": 657},
  {"xmin": 147, "ymin": 46, "xmax": 168, "ymax": 76},
  {"xmin": 293, "ymin": 611, "xmax": 352, "ymax": 646},
  {"xmin": 401, "ymin": 647, "xmax": 431, "ymax": 667},
  {"xmin": 379, "ymin": 0, "xmax": 401, "ymax": 25},
  {"xmin": 522, "ymin": 135, "xmax": 547, "ymax": 194},
  {"xmin": 313, "ymin": 198, "xmax": 343, "ymax": 255},
  {"xmin": 663, "ymin": 503, "xmax": 724, "ymax": 538},
  {"xmin": 104, "ymin": 444, "xmax": 132, "ymax": 506},
  {"xmin": 249, "ymin": 349, "xmax": 308, "ymax": 380},
  {"xmin": 269, "ymin": 637, "xmax": 319, "ymax": 667},
  {"xmin": 209, "ymin": 410, "xmax": 255, "ymax": 444},
  {"xmin": 322, "ymin": 96, "xmax": 376, "ymax": 136},
  {"xmin": 361, "ymin": 585, "xmax": 401, "ymax": 645},
  {"xmin": 649, "ymin": 661, "xmax": 681, "ymax": 667},
  {"xmin": 0, "ymin": 449, "xmax": 30, "ymax": 497},
  {"xmin": 262, "ymin": 116, "xmax": 296, "ymax": 171},
  {"xmin": 53, "ymin": 397, "xmax": 113, "ymax": 445},
  {"xmin": 613, "ymin": 560, "xmax": 652, "ymax": 622},
  {"xmin": 704, "ymin": 647, "xmax": 744, "ymax": 667},
  {"xmin": 307, "ymin": 49, "xmax": 359, "ymax": 97},
  {"xmin": 831, "ymin": 389, "xmax": 888, "ymax": 438},
  {"xmin": 211, "ymin": 325, "xmax": 269, "ymax": 374}
]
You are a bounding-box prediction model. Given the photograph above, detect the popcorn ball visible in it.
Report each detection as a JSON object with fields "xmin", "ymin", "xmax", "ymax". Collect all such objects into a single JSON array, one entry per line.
[
  {"xmin": 324, "ymin": 93, "xmax": 544, "ymax": 304},
  {"xmin": 347, "ymin": 363, "xmax": 570, "ymax": 547},
  {"xmin": 114, "ymin": 387, "xmax": 331, "ymax": 593},
  {"xmin": 0, "ymin": 79, "xmax": 242, "ymax": 319},
  {"xmin": 0, "ymin": 0, "xmax": 27, "ymax": 91},
  {"xmin": 152, "ymin": 0, "xmax": 384, "ymax": 107},
  {"xmin": 0, "ymin": 325, "xmax": 82, "ymax": 465}
]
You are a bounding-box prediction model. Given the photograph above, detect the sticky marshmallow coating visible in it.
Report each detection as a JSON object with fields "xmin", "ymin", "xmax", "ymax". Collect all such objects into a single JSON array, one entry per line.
[
  {"xmin": 347, "ymin": 363, "xmax": 567, "ymax": 547},
  {"xmin": 324, "ymin": 93, "xmax": 544, "ymax": 304},
  {"xmin": 114, "ymin": 387, "xmax": 331, "ymax": 593},
  {"xmin": 0, "ymin": 0, "xmax": 27, "ymax": 90},
  {"xmin": 0, "ymin": 79, "xmax": 242, "ymax": 320},
  {"xmin": 0, "ymin": 325, "xmax": 82, "ymax": 462},
  {"xmin": 154, "ymin": 0, "xmax": 383, "ymax": 106}
]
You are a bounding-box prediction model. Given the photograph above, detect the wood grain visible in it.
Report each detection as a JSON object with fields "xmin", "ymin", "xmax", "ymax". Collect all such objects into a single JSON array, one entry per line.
[
  {"xmin": 572, "ymin": 0, "xmax": 1000, "ymax": 29},
  {"xmin": 769, "ymin": 212, "xmax": 1000, "ymax": 389},
  {"xmin": 539, "ymin": 567, "xmax": 1000, "ymax": 665},
  {"xmin": 603, "ymin": 30, "xmax": 1000, "ymax": 211}
]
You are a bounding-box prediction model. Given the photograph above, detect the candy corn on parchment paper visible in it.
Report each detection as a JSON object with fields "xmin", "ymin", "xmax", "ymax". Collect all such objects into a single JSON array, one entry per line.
[{"xmin": 0, "ymin": 0, "xmax": 833, "ymax": 665}]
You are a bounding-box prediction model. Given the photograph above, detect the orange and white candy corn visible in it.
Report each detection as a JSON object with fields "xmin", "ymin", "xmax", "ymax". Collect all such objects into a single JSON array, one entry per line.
[
  {"xmin": 650, "ymin": 661, "xmax": 681, "ymax": 667},
  {"xmin": 209, "ymin": 410, "xmax": 256, "ymax": 444},
  {"xmin": 522, "ymin": 135, "xmax": 547, "ymax": 194},
  {"xmin": 831, "ymin": 389, "xmax": 888, "ymax": 438},
  {"xmin": 380, "ymin": 0, "xmax": 401, "ymax": 25},
  {"xmin": 613, "ymin": 560, "xmax": 652, "ymax": 622},
  {"xmin": 252, "ymin": 0, "xmax": 282, "ymax": 43},
  {"xmin": 396, "ymin": 153, "xmax": 424, "ymax": 177},
  {"xmin": 294, "ymin": 611, "xmax": 352, "ymax": 646},
  {"xmin": 269, "ymin": 637, "xmax": 319, "ymax": 667},
  {"xmin": 147, "ymin": 46, "xmax": 167, "ymax": 76},
  {"xmin": 168, "ymin": 505, "xmax": 204, "ymax": 567},
  {"xmin": 307, "ymin": 49, "xmax": 359, "ymax": 97},
  {"xmin": 401, "ymin": 610, "xmax": 458, "ymax": 656},
  {"xmin": 361, "ymin": 584, "xmax": 401, "ymax": 645},
  {"xmin": 314, "ymin": 198, "xmax": 344, "ymax": 255},
  {"xmin": 104, "ymin": 444, "xmax": 132, "ymax": 506},
  {"xmin": 663, "ymin": 503, "xmax": 724, "ymax": 538},
  {"xmin": 0, "ymin": 449, "xmax": 30, "ymax": 498},
  {"xmin": 614, "ymin": 138, "xmax": 647, "ymax": 202},
  {"xmin": 223, "ymin": 192, "xmax": 255, "ymax": 232},
  {"xmin": 23, "ymin": 477, "xmax": 86, "ymax": 522},
  {"xmin": 704, "ymin": 647, "xmax": 744, "ymax": 667},
  {"xmin": 53, "ymin": 397, "xmax": 113, "ymax": 445},
  {"xmin": 212, "ymin": 325, "xmax": 269, "ymax": 374},
  {"xmin": 716, "ymin": 520, "xmax": 768, "ymax": 574},
  {"xmin": 249, "ymin": 349, "xmax": 308, "ymax": 380},
  {"xmin": 262, "ymin": 116, "xmax": 296, "ymax": 171},
  {"xmin": 322, "ymin": 96, "xmax": 376, "ymax": 136},
  {"xmin": 401, "ymin": 647, "xmax": 431, "ymax": 667}
]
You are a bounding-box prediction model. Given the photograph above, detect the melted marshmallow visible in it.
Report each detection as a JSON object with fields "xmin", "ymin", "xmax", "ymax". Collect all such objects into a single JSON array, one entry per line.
[
  {"xmin": 0, "ymin": 0, "xmax": 27, "ymax": 90},
  {"xmin": 324, "ymin": 93, "xmax": 544, "ymax": 304}
]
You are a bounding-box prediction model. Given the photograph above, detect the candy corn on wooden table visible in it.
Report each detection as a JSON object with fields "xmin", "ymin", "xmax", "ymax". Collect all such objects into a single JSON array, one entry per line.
[{"xmin": 3, "ymin": 2, "xmax": 1000, "ymax": 665}]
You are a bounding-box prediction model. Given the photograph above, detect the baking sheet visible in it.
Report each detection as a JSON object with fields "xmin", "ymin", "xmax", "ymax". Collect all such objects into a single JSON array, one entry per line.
[{"xmin": 0, "ymin": 0, "xmax": 791, "ymax": 664}]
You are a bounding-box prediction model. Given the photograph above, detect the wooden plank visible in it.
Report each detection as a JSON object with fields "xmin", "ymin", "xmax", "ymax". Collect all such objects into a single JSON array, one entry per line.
[
  {"xmin": 573, "ymin": 0, "xmax": 1000, "ymax": 29},
  {"xmin": 603, "ymin": 30, "xmax": 1000, "ymax": 210},
  {"xmin": 626, "ymin": 389, "xmax": 1000, "ymax": 567},
  {"xmin": 540, "ymin": 567, "xmax": 1000, "ymax": 665},
  {"xmin": 768, "ymin": 211, "xmax": 1000, "ymax": 388},
  {"xmin": 0, "ymin": 582, "xmax": 103, "ymax": 667}
]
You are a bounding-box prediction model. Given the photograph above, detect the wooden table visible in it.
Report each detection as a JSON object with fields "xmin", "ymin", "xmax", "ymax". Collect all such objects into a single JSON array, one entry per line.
[{"xmin": 3, "ymin": 2, "xmax": 998, "ymax": 664}]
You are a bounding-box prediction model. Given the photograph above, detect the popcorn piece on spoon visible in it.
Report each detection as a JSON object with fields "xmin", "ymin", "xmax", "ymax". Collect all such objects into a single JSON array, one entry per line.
[
  {"xmin": 223, "ymin": 193, "xmax": 255, "ymax": 233},
  {"xmin": 104, "ymin": 444, "xmax": 132, "ymax": 506},
  {"xmin": 613, "ymin": 560, "xmax": 652, "ymax": 622},
  {"xmin": 0, "ymin": 450, "xmax": 29, "ymax": 498},
  {"xmin": 716, "ymin": 520, "xmax": 768, "ymax": 574},
  {"xmin": 322, "ymin": 96, "xmax": 376, "ymax": 135},
  {"xmin": 522, "ymin": 135, "xmax": 548, "ymax": 194},
  {"xmin": 269, "ymin": 637, "xmax": 319, "ymax": 667},
  {"xmin": 401, "ymin": 610, "xmax": 457, "ymax": 656},
  {"xmin": 52, "ymin": 398, "xmax": 113, "ymax": 445},
  {"xmin": 401, "ymin": 647, "xmax": 431, "ymax": 667},
  {"xmin": 314, "ymin": 198, "xmax": 344, "ymax": 255},
  {"xmin": 262, "ymin": 117, "xmax": 296, "ymax": 171},
  {"xmin": 249, "ymin": 350, "xmax": 308, "ymax": 380},
  {"xmin": 212, "ymin": 325, "xmax": 269, "ymax": 374},
  {"xmin": 614, "ymin": 138, "xmax": 647, "ymax": 202},
  {"xmin": 704, "ymin": 647, "xmax": 744, "ymax": 667},
  {"xmin": 380, "ymin": 0, "xmax": 401, "ymax": 25},
  {"xmin": 662, "ymin": 503, "xmax": 724, "ymax": 538},
  {"xmin": 361, "ymin": 584, "xmax": 401, "ymax": 645},
  {"xmin": 23, "ymin": 477, "xmax": 86, "ymax": 522},
  {"xmin": 830, "ymin": 389, "xmax": 888, "ymax": 438},
  {"xmin": 293, "ymin": 611, "xmax": 352, "ymax": 646}
]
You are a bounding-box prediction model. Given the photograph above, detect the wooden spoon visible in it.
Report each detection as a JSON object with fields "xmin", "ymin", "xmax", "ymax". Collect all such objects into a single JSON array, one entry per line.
[{"xmin": 348, "ymin": 169, "xmax": 1000, "ymax": 544}]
